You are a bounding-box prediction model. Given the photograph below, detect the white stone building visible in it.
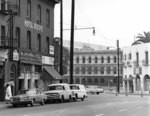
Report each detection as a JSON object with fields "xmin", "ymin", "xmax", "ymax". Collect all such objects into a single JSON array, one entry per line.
[{"xmin": 123, "ymin": 43, "xmax": 150, "ymax": 94}]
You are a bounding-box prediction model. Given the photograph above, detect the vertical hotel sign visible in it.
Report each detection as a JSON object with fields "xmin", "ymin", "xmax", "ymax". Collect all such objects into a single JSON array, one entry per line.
[{"xmin": 24, "ymin": 20, "xmax": 43, "ymax": 32}]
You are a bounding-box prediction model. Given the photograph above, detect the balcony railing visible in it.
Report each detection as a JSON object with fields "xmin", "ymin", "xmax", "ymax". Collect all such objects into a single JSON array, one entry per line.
[
  {"xmin": 142, "ymin": 60, "xmax": 149, "ymax": 66},
  {"xmin": 0, "ymin": 36, "xmax": 18, "ymax": 48}
]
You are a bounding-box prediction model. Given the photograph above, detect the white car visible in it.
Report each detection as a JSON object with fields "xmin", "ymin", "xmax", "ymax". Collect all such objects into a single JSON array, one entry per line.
[
  {"xmin": 44, "ymin": 83, "xmax": 73, "ymax": 103},
  {"xmin": 86, "ymin": 85, "xmax": 104, "ymax": 95},
  {"xmin": 70, "ymin": 84, "xmax": 87, "ymax": 101}
]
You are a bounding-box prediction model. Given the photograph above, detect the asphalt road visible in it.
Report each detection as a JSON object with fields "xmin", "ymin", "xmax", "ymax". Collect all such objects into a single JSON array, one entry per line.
[{"xmin": 0, "ymin": 93, "xmax": 150, "ymax": 116}]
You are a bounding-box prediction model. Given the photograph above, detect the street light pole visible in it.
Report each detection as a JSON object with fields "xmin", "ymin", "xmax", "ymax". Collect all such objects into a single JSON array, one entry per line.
[
  {"xmin": 70, "ymin": 0, "xmax": 75, "ymax": 84},
  {"xmin": 117, "ymin": 40, "xmax": 120, "ymax": 93}
]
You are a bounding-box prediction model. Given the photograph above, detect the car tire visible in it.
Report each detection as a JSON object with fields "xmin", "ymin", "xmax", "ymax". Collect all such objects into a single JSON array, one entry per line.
[
  {"xmin": 12, "ymin": 104, "xmax": 17, "ymax": 107},
  {"xmin": 40, "ymin": 99, "xmax": 45, "ymax": 105},
  {"xmin": 30, "ymin": 99, "xmax": 34, "ymax": 107},
  {"xmin": 97, "ymin": 92, "xmax": 100, "ymax": 95},
  {"xmin": 59, "ymin": 96, "xmax": 64, "ymax": 103},
  {"xmin": 81, "ymin": 96, "xmax": 85, "ymax": 101}
]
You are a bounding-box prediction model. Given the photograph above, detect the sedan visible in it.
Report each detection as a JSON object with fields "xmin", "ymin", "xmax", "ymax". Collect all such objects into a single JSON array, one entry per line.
[{"xmin": 10, "ymin": 88, "xmax": 47, "ymax": 107}]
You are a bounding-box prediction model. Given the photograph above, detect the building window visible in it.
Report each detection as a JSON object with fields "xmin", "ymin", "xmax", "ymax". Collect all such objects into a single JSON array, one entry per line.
[
  {"xmin": 46, "ymin": 9, "xmax": 50, "ymax": 27},
  {"xmin": 136, "ymin": 52, "xmax": 139, "ymax": 66},
  {"xmin": 15, "ymin": 27, "xmax": 20, "ymax": 48},
  {"xmin": 95, "ymin": 57, "xmax": 98, "ymax": 63},
  {"xmin": 82, "ymin": 57, "xmax": 85, "ymax": 63},
  {"xmin": 107, "ymin": 57, "xmax": 110, "ymax": 63},
  {"xmin": 37, "ymin": 34, "xmax": 41, "ymax": 51},
  {"xmin": 128, "ymin": 53, "xmax": 132, "ymax": 60},
  {"xmin": 46, "ymin": 37, "xmax": 50, "ymax": 54},
  {"xmin": 35, "ymin": 65, "xmax": 41, "ymax": 73},
  {"xmin": 75, "ymin": 67, "xmax": 80, "ymax": 74},
  {"xmin": 100, "ymin": 67, "xmax": 104, "ymax": 74},
  {"xmin": 94, "ymin": 78, "xmax": 98, "ymax": 83},
  {"xmin": 114, "ymin": 56, "xmax": 117, "ymax": 63},
  {"xmin": 81, "ymin": 67, "xmax": 86, "ymax": 74},
  {"xmin": 37, "ymin": 5, "xmax": 41, "ymax": 24},
  {"xmin": 124, "ymin": 54, "xmax": 126, "ymax": 61},
  {"xmin": 76, "ymin": 78, "xmax": 80, "ymax": 84},
  {"xmin": 113, "ymin": 67, "xmax": 117, "ymax": 74},
  {"xmin": 145, "ymin": 51, "xmax": 149, "ymax": 64},
  {"xmin": 27, "ymin": 31, "xmax": 31, "ymax": 49},
  {"xmin": 76, "ymin": 57, "xmax": 79, "ymax": 63},
  {"xmin": 94, "ymin": 67, "xmax": 98, "ymax": 74},
  {"xmin": 88, "ymin": 78, "xmax": 92, "ymax": 83},
  {"xmin": 101, "ymin": 57, "xmax": 104, "ymax": 63},
  {"xmin": 82, "ymin": 78, "xmax": 86, "ymax": 84},
  {"xmin": 88, "ymin": 57, "xmax": 91, "ymax": 63},
  {"xmin": 1, "ymin": 25, "xmax": 5, "ymax": 46},
  {"xmin": 87, "ymin": 67, "xmax": 92, "ymax": 74},
  {"xmin": 100, "ymin": 78, "xmax": 105, "ymax": 83},
  {"xmin": 106, "ymin": 67, "xmax": 111, "ymax": 74},
  {"xmin": 27, "ymin": 0, "xmax": 31, "ymax": 20}
]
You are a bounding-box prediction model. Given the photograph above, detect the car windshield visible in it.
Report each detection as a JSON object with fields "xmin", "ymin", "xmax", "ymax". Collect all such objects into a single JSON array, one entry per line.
[
  {"xmin": 47, "ymin": 85, "xmax": 64, "ymax": 91},
  {"xmin": 17, "ymin": 90, "xmax": 29, "ymax": 95},
  {"xmin": 70, "ymin": 85, "xmax": 79, "ymax": 90}
]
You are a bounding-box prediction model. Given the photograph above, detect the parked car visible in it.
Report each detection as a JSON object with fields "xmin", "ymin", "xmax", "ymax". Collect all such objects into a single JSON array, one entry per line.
[
  {"xmin": 86, "ymin": 85, "xmax": 104, "ymax": 94},
  {"xmin": 10, "ymin": 88, "xmax": 47, "ymax": 107},
  {"xmin": 44, "ymin": 83, "xmax": 73, "ymax": 103},
  {"xmin": 69, "ymin": 84, "xmax": 87, "ymax": 101}
]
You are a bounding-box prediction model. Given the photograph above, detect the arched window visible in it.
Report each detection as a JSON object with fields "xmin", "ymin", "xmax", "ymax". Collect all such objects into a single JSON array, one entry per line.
[
  {"xmin": 114, "ymin": 56, "xmax": 117, "ymax": 63},
  {"xmin": 101, "ymin": 57, "xmax": 104, "ymax": 63},
  {"xmin": 37, "ymin": 5, "xmax": 41, "ymax": 24},
  {"xmin": 88, "ymin": 57, "xmax": 91, "ymax": 63},
  {"xmin": 82, "ymin": 57, "xmax": 85, "ymax": 63},
  {"xmin": 107, "ymin": 57, "xmax": 110, "ymax": 63},
  {"xmin": 95, "ymin": 57, "xmax": 98, "ymax": 63},
  {"xmin": 46, "ymin": 9, "xmax": 50, "ymax": 27},
  {"xmin": 27, "ymin": 0, "xmax": 31, "ymax": 19}
]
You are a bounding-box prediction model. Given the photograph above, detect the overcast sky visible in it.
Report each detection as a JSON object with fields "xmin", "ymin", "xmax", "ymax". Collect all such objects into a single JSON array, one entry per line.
[{"xmin": 54, "ymin": 0, "xmax": 150, "ymax": 48}]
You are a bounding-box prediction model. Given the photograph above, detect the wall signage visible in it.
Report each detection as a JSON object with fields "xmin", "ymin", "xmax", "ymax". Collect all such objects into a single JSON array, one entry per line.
[
  {"xmin": 42, "ymin": 56, "xmax": 54, "ymax": 65},
  {"xmin": 24, "ymin": 20, "xmax": 43, "ymax": 32},
  {"xmin": 20, "ymin": 51, "xmax": 42, "ymax": 64}
]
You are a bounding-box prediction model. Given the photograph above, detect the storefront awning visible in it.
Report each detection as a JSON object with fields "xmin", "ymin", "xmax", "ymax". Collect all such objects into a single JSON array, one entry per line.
[{"xmin": 42, "ymin": 66, "xmax": 62, "ymax": 80}]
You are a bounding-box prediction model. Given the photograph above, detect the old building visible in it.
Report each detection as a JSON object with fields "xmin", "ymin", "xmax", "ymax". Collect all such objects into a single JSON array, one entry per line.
[
  {"xmin": 63, "ymin": 45, "xmax": 123, "ymax": 89},
  {"xmin": 0, "ymin": 0, "xmax": 61, "ymax": 101},
  {"xmin": 123, "ymin": 43, "xmax": 150, "ymax": 94}
]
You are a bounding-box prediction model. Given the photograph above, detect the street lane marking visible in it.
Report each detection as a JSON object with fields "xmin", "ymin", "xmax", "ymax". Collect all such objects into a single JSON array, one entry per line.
[
  {"xmin": 119, "ymin": 109, "xmax": 128, "ymax": 112},
  {"xmin": 95, "ymin": 114, "xmax": 104, "ymax": 116}
]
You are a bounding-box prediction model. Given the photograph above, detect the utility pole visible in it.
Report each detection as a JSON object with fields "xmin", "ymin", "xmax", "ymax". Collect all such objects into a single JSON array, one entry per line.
[
  {"xmin": 60, "ymin": 0, "xmax": 63, "ymax": 76},
  {"xmin": 70, "ymin": 0, "xmax": 75, "ymax": 84},
  {"xmin": 117, "ymin": 40, "xmax": 120, "ymax": 93}
]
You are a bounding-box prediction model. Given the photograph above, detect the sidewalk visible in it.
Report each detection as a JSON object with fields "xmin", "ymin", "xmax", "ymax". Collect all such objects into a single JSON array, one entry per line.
[
  {"xmin": 0, "ymin": 102, "xmax": 11, "ymax": 109},
  {"xmin": 105, "ymin": 90, "xmax": 150, "ymax": 97}
]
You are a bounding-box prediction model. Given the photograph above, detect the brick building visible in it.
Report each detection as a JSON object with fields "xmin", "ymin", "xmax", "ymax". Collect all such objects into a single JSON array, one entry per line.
[{"xmin": 0, "ymin": 0, "xmax": 61, "ymax": 101}]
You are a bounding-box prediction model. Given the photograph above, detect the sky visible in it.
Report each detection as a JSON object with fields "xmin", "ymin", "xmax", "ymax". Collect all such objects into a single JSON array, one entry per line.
[{"xmin": 54, "ymin": 0, "xmax": 150, "ymax": 48}]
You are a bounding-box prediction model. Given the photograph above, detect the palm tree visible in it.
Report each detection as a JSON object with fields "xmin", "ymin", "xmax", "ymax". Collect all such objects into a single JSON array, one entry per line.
[{"xmin": 132, "ymin": 31, "xmax": 150, "ymax": 45}]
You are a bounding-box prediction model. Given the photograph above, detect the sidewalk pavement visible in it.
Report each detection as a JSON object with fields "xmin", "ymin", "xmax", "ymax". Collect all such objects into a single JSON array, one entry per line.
[
  {"xmin": 105, "ymin": 90, "xmax": 150, "ymax": 97},
  {"xmin": 0, "ymin": 102, "xmax": 11, "ymax": 109}
]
